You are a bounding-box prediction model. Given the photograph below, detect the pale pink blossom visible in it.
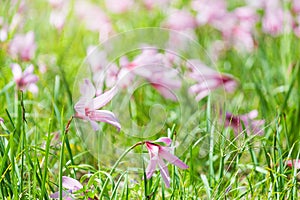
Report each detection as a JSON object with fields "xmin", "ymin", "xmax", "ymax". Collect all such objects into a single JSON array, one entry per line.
[
  {"xmin": 262, "ymin": 10, "xmax": 282, "ymax": 36},
  {"xmin": 234, "ymin": 6, "xmax": 258, "ymax": 32},
  {"xmin": 75, "ymin": 1, "xmax": 113, "ymax": 42},
  {"xmin": 143, "ymin": 0, "xmax": 170, "ymax": 10},
  {"xmin": 105, "ymin": 0, "xmax": 134, "ymax": 13},
  {"xmin": 122, "ymin": 48, "xmax": 182, "ymax": 101},
  {"xmin": 224, "ymin": 110, "xmax": 265, "ymax": 135},
  {"xmin": 0, "ymin": 17, "xmax": 8, "ymax": 42},
  {"xmin": 50, "ymin": 176, "xmax": 83, "ymax": 199},
  {"xmin": 74, "ymin": 79, "xmax": 121, "ymax": 131},
  {"xmin": 192, "ymin": 0, "xmax": 227, "ymax": 27},
  {"xmin": 286, "ymin": 159, "xmax": 300, "ymax": 169},
  {"xmin": 163, "ymin": 10, "xmax": 197, "ymax": 31},
  {"xmin": 292, "ymin": 0, "xmax": 300, "ymax": 14},
  {"xmin": 145, "ymin": 137, "xmax": 188, "ymax": 187},
  {"xmin": 187, "ymin": 59, "xmax": 237, "ymax": 101},
  {"xmin": 9, "ymin": 31, "xmax": 36, "ymax": 61},
  {"xmin": 48, "ymin": 0, "xmax": 69, "ymax": 31},
  {"xmin": 11, "ymin": 63, "xmax": 38, "ymax": 93}
]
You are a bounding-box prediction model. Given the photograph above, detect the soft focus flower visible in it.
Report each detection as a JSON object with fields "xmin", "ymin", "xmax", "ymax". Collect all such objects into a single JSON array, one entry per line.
[
  {"xmin": 292, "ymin": 0, "xmax": 300, "ymax": 14},
  {"xmin": 187, "ymin": 59, "xmax": 237, "ymax": 101},
  {"xmin": 144, "ymin": 137, "xmax": 189, "ymax": 187},
  {"xmin": 0, "ymin": 118, "xmax": 4, "ymax": 123},
  {"xmin": 0, "ymin": 17, "xmax": 8, "ymax": 42},
  {"xmin": 50, "ymin": 176, "xmax": 83, "ymax": 199},
  {"xmin": 143, "ymin": 0, "xmax": 170, "ymax": 10},
  {"xmin": 286, "ymin": 159, "xmax": 300, "ymax": 169},
  {"xmin": 262, "ymin": 9, "xmax": 284, "ymax": 36},
  {"xmin": 163, "ymin": 10, "xmax": 197, "ymax": 31},
  {"xmin": 74, "ymin": 79, "xmax": 121, "ymax": 131},
  {"xmin": 224, "ymin": 110, "xmax": 265, "ymax": 135},
  {"xmin": 192, "ymin": 0, "xmax": 227, "ymax": 27},
  {"xmin": 75, "ymin": 1, "xmax": 113, "ymax": 42},
  {"xmin": 105, "ymin": 0, "xmax": 134, "ymax": 13},
  {"xmin": 121, "ymin": 48, "xmax": 182, "ymax": 101},
  {"xmin": 9, "ymin": 31, "xmax": 36, "ymax": 61},
  {"xmin": 11, "ymin": 63, "xmax": 39, "ymax": 93}
]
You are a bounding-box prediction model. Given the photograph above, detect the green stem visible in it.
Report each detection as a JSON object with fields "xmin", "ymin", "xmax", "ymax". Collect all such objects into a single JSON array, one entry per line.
[{"xmin": 99, "ymin": 142, "xmax": 143, "ymax": 199}]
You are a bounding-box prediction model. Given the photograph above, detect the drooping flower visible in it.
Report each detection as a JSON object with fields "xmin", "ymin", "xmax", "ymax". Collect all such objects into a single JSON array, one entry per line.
[
  {"xmin": 74, "ymin": 79, "xmax": 121, "ymax": 131},
  {"xmin": 105, "ymin": 0, "xmax": 134, "ymax": 14},
  {"xmin": 9, "ymin": 31, "xmax": 36, "ymax": 61},
  {"xmin": 121, "ymin": 48, "xmax": 182, "ymax": 101},
  {"xmin": 223, "ymin": 110, "xmax": 265, "ymax": 135},
  {"xmin": 50, "ymin": 176, "xmax": 83, "ymax": 200},
  {"xmin": 74, "ymin": 1, "xmax": 113, "ymax": 42},
  {"xmin": 286, "ymin": 159, "xmax": 300, "ymax": 169},
  {"xmin": 11, "ymin": 63, "xmax": 39, "ymax": 93},
  {"xmin": 163, "ymin": 9, "xmax": 197, "ymax": 31},
  {"xmin": 187, "ymin": 59, "xmax": 237, "ymax": 101},
  {"xmin": 144, "ymin": 137, "xmax": 189, "ymax": 187}
]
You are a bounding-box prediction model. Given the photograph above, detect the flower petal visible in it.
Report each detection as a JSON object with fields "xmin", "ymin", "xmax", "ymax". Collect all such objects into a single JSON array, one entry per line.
[
  {"xmin": 157, "ymin": 158, "xmax": 170, "ymax": 188},
  {"xmin": 88, "ymin": 110, "xmax": 121, "ymax": 131},
  {"xmin": 62, "ymin": 176, "xmax": 83, "ymax": 191},
  {"xmin": 11, "ymin": 63, "xmax": 22, "ymax": 80},
  {"xmin": 146, "ymin": 156, "xmax": 158, "ymax": 179},
  {"xmin": 159, "ymin": 147, "xmax": 189, "ymax": 169},
  {"xmin": 92, "ymin": 86, "xmax": 118, "ymax": 109},
  {"xmin": 80, "ymin": 79, "xmax": 95, "ymax": 99},
  {"xmin": 153, "ymin": 137, "xmax": 172, "ymax": 146}
]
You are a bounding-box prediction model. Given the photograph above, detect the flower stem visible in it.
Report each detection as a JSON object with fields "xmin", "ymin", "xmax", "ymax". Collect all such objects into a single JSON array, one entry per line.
[{"xmin": 99, "ymin": 141, "xmax": 143, "ymax": 199}]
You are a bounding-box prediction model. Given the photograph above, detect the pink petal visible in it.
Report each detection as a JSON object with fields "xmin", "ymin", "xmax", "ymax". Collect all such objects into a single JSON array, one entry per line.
[
  {"xmin": 62, "ymin": 176, "xmax": 83, "ymax": 191},
  {"xmin": 27, "ymin": 84, "xmax": 38, "ymax": 94},
  {"xmin": 88, "ymin": 110, "xmax": 121, "ymax": 131},
  {"xmin": 80, "ymin": 79, "xmax": 96, "ymax": 99},
  {"xmin": 157, "ymin": 158, "xmax": 170, "ymax": 187},
  {"xmin": 286, "ymin": 159, "xmax": 300, "ymax": 169},
  {"xmin": 159, "ymin": 147, "xmax": 189, "ymax": 169},
  {"xmin": 92, "ymin": 86, "xmax": 118, "ymax": 109},
  {"xmin": 11, "ymin": 63, "xmax": 22, "ymax": 80},
  {"xmin": 146, "ymin": 156, "xmax": 158, "ymax": 179},
  {"xmin": 153, "ymin": 137, "xmax": 172, "ymax": 146},
  {"xmin": 151, "ymin": 84, "xmax": 178, "ymax": 101}
]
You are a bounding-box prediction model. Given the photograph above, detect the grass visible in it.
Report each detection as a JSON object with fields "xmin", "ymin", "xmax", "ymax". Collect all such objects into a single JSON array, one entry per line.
[{"xmin": 0, "ymin": 0, "xmax": 300, "ymax": 199}]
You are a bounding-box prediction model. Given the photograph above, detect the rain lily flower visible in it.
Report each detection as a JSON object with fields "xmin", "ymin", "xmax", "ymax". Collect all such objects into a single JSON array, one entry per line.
[
  {"xmin": 75, "ymin": 1, "xmax": 113, "ymax": 42},
  {"xmin": 192, "ymin": 0, "xmax": 227, "ymax": 27},
  {"xmin": 9, "ymin": 31, "xmax": 36, "ymax": 61},
  {"xmin": 187, "ymin": 59, "xmax": 237, "ymax": 101},
  {"xmin": 121, "ymin": 48, "xmax": 182, "ymax": 101},
  {"xmin": 144, "ymin": 137, "xmax": 188, "ymax": 187},
  {"xmin": 286, "ymin": 159, "xmax": 300, "ymax": 169},
  {"xmin": 224, "ymin": 110, "xmax": 265, "ymax": 135},
  {"xmin": 105, "ymin": 0, "xmax": 134, "ymax": 14},
  {"xmin": 163, "ymin": 10, "xmax": 197, "ymax": 31},
  {"xmin": 11, "ymin": 63, "xmax": 39, "ymax": 93},
  {"xmin": 74, "ymin": 79, "xmax": 121, "ymax": 131},
  {"xmin": 50, "ymin": 176, "xmax": 83, "ymax": 199}
]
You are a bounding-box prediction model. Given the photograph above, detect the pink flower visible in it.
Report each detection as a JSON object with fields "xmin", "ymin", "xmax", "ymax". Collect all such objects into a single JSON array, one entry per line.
[
  {"xmin": 224, "ymin": 110, "xmax": 265, "ymax": 135},
  {"xmin": 9, "ymin": 31, "xmax": 36, "ymax": 61},
  {"xmin": 145, "ymin": 137, "xmax": 188, "ymax": 187},
  {"xmin": 75, "ymin": 1, "xmax": 113, "ymax": 42},
  {"xmin": 292, "ymin": 0, "xmax": 300, "ymax": 14},
  {"xmin": 143, "ymin": 0, "xmax": 170, "ymax": 10},
  {"xmin": 74, "ymin": 79, "xmax": 121, "ymax": 131},
  {"xmin": 187, "ymin": 59, "xmax": 237, "ymax": 101},
  {"xmin": 286, "ymin": 159, "xmax": 300, "ymax": 169},
  {"xmin": 192, "ymin": 0, "xmax": 227, "ymax": 27},
  {"xmin": 105, "ymin": 0, "xmax": 134, "ymax": 13},
  {"xmin": 11, "ymin": 63, "xmax": 39, "ymax": 93},
  {"xmin": 50, "ymin": 176, "xmax": 83, "ymax": 199},
  {"xmin": 163, "ymin": 10, "xmax": 197, "ymax": 31},
  {"xmin": 262, "ymin": 9, "xmax": 284, "ymax": 36},
  {"xmin": 122, "ymin": 48, "xmax": 182, "ymax": 101}
]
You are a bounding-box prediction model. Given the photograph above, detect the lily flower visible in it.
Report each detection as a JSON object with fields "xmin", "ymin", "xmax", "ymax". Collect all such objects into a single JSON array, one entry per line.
[
  {"xmin": 144, "ymin": 137, "xmax": 189, "ymax": 187},
  {"xmin": 224, "ymin": 110, "xmax": 265, "ymax": 135},
  {"xmin": 11, "ymin": 63, "xmax": 39, "ymax": 93},
  {"xmin": 50, "ymin": 176, "xmax": 83, "ymax": 199},
  {"xmin": 187, "ymin": 59, "xmax": 237, "ymax": 101},
  {"xmin": 9, "ymin": 31, "xmax": 36, "ymax": 61},
  {"xmin": 286, "ymin": 159, "xmax": 300, "ymax": 169},
  {"xmin": 74, "ymin": 79, "xmax": 121, "ymax": 131}
]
